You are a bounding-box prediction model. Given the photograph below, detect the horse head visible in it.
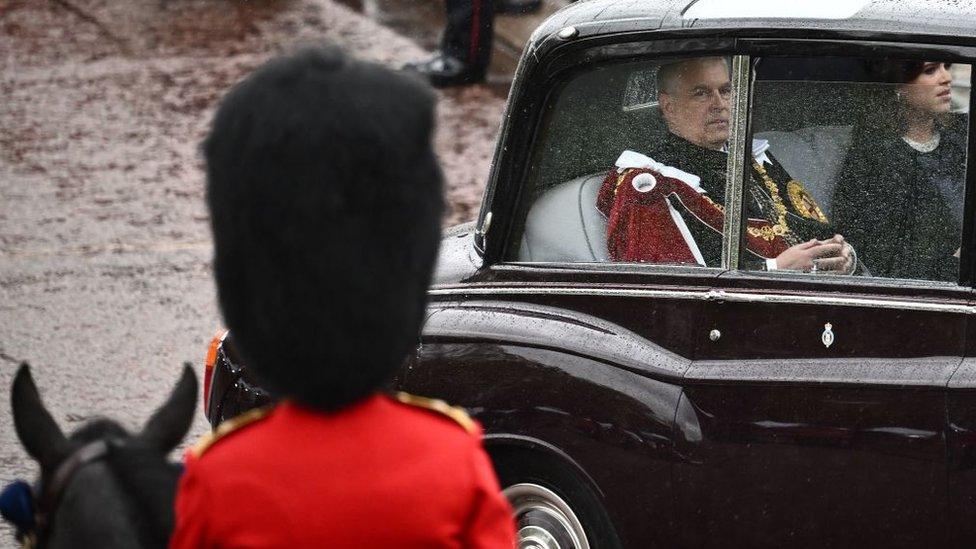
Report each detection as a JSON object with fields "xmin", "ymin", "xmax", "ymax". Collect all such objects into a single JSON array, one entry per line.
[{"xmin": 2, "ymin": 363, "xmax": 197, "ymax": 548}]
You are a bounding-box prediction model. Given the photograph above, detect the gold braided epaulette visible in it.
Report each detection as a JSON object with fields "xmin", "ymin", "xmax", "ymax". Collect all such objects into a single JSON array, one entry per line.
[
  {"xmin": 612, "ymin": 171, "xmax": 629, "ymax": 197},
  {"xmin": 394, "ymin": 392, "xmax": 478, "ymax": 435},
  {"xmin": 191, "ymin": 406, "xmax": 273, "ymax": 458}
]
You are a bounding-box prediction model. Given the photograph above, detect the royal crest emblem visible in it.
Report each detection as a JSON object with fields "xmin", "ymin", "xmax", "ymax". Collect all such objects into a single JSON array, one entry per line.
[
  {"xmin": 822, "ymin": 323, "xmax": 835, "ymax": 348},
  {"xmin": 787, "ymin": 180, "xmax": 828, "ymax": 223}
]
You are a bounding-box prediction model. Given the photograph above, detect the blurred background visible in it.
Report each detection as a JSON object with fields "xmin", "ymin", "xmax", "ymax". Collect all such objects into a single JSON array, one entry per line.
[{"xmin": 0, "ymin": 0, "xmax": 566, "ymax": 544}]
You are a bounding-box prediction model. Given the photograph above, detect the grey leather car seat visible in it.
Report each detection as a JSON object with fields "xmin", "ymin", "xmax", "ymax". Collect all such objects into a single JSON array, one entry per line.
[{"xmin": 519, "ymin": 172, "xmax": 610, "ymax": 262}]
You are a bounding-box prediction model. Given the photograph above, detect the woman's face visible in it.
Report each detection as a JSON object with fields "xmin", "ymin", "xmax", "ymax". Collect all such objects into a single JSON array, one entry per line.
[{"xmin": 900, "ymin": 61, "xmax": 953, "ymax": 115}]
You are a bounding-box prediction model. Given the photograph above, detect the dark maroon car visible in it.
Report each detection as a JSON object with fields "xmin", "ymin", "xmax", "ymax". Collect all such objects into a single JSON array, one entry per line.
[{"xmin": 202, "ymin": 1, "xmax": 976, "ymax": 546}]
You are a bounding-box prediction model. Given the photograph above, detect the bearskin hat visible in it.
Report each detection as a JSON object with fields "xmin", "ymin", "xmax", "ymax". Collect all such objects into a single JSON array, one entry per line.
[{"xmin": 204, "ymin": 46, "xmax": 443, "ymax": 411}]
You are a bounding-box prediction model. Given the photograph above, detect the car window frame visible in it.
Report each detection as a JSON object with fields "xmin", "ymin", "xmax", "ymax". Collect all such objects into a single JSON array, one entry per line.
[
  {"xmin": 490, "ymin": 37, "xmax": 745, "ymax": 279},
  {"xmin": 728, "ymin": 38, "xmax": 976, "ymax": 292},
  {"xmin": 479, "ymin": 32, "xmax": 976, "ymax": 295}
]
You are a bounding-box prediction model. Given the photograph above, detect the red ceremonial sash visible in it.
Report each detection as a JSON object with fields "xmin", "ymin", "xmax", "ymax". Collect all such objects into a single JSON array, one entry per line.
[{"xmin": 596, "ymin": 167, "xmax": 791, "ymax": 264}]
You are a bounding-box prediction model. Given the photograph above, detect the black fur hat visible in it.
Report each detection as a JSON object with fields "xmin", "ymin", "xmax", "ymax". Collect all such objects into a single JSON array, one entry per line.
[{"xmin": 204, "ymin": 46, "xmax": 443, "ymax": 411}]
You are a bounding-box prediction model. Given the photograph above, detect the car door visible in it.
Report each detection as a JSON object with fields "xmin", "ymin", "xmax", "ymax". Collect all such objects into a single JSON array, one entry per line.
[
  {"xmin": 399, "ymin": 49, "xmax": 750, "ymax": 547},
  {"xmin": 671, "ymin": 51, "xmax": 974, "ymax": 546},
  {"xmin": 947, "ymin": 319, "xmax": 976, "ymax": 547},
  {"xmin": 676, "ymin": 280, "xmax": 966, "ymax": 546}
]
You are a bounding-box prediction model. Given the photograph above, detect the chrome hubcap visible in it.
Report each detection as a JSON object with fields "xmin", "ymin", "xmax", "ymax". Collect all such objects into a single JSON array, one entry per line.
[{"xmin": 503, "ymin": 483, "xmax": 589, "ymax": 549}]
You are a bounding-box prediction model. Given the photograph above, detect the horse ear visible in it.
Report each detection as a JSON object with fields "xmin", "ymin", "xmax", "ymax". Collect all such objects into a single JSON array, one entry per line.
[
  {"xmin": 140, "ymin": 364, "xmax": 197, "ymax": 453},
  {"xmin": 11, "ymin": 363, "xmax": 69, "ymax": 469}
]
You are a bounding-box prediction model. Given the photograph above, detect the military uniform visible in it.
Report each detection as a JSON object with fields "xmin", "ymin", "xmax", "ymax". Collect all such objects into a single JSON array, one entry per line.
[
  {"xmin": 597, "ymin": 132, "xmax": 836, "ymax": 269},
  {"xmin": 442, "ymin": 0, "xmax": 494, "ymax": 76},
  {"xmin": 170, "ymin": 393, "xmax": 515, "ymax": 549}
]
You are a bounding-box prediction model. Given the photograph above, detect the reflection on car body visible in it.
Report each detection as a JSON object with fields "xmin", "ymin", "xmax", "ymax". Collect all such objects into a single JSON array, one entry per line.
[{"xmin": 202, "ymin": 1, "xmax": 976, "ymax": 547}]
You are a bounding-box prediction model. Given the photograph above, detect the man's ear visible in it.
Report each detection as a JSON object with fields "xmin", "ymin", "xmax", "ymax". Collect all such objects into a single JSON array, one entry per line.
[{"xmin": 659, "ymin": 92, "xmax": 673, "ymax": 119}]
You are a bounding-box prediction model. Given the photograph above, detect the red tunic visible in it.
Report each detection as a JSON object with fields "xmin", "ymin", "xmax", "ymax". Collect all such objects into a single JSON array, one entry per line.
[{"xmin": 170, "ymin": 394, "xmax": 516, "ymax": 548}]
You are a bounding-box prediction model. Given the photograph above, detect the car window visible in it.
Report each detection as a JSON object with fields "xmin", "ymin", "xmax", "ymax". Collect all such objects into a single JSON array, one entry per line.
[
  {"xmin": 742, "ymin": 57, "xmax": 971, "ymax": 283},
  {"xmin": 516, "ymin": 56, "xmax": 740, "ymax": 266}
]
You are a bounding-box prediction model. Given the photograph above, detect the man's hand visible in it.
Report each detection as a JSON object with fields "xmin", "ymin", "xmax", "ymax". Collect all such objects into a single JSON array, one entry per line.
[{"xmin": 775, "ymin": 235, "xmax": 854, "ymax": 274}]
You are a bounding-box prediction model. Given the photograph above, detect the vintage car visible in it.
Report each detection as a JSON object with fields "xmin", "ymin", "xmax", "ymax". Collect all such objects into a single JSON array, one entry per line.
[{"xmin": 202, "ymin": 0, "xmax": 976, "ymax": 546}]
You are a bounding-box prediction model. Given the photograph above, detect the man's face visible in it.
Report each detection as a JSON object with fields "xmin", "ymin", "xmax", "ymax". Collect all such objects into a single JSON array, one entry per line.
[{"xmin": 659, "ymin": 59, "xmax": 732, "ymax": 150}]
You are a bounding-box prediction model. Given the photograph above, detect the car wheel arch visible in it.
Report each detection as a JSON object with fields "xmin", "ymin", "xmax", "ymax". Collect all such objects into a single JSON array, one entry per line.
[{"xmin": 485, "ymin": 436, "xmax": 623, "ymax": 549}]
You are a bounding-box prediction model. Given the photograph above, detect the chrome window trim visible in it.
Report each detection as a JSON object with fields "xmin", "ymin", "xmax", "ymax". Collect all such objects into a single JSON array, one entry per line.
[
  {"xmin": 686, "ymin": 356, "xmax": 960, "ymax": 388},
  {"xmin": 724, "ymin": 269, "xmax": 966, "ymax": 290},
  {"xmin": 493, "ymin": 262, "xmax": 725, "ymax": 277},
  {"xmin": 493, "ymin": 262, "xmax": 970, "ymax": 290},
  {"xmin": 722, "ymin": 55, "xmax": 751, "ymax": 270},
  {"xmin": 428, "ymin": 285, "xmax": 976, "ymax": 315}
]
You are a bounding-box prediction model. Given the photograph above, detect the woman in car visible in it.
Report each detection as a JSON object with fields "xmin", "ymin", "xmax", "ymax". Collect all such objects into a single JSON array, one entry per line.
[{"xmin": 832, "ymin": 59, "xmax": 967, "ymax": 282}]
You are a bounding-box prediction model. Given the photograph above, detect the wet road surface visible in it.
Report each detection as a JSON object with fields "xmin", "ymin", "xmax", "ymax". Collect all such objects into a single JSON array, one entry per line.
[{"xmin": 0, "ymin": 0, "xmax": 563, "ymax": 542}]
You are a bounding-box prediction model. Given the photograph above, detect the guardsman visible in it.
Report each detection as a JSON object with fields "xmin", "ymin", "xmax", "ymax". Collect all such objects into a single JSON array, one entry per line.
[
  {"xmin": 403, "ymin": 0, "xmax": 542, "ymax": 87},
  {"xmin": 170, "ymin": 46, "xmax": 516, "ymax": 548}
]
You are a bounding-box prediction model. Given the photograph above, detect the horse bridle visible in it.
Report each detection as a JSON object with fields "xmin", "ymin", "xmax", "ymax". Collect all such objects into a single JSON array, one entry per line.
[{"xmin": 3, "ymin": 439, "xmax": 112, "ymax": 548}]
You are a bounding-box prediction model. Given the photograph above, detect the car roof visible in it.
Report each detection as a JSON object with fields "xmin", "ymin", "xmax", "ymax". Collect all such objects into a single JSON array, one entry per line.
[{"xmin": 531, "ymin": 0, "xmax": 976, "ymax": 46}]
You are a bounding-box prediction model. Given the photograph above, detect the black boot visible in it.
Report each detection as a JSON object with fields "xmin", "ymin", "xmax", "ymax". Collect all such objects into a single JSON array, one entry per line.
[
  {"xmin": 494, "ymin": 0, "xmax": 542, "ymax": 15},
  {"xmin": 402, "ymin": 55, "xmax": 487, "ymax": 88}
]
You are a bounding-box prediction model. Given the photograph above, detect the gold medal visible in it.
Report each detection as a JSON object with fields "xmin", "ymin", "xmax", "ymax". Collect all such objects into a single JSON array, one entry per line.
[{"xmin": 786, "ymin": 180, "xmax": 828, "ymax": 223}]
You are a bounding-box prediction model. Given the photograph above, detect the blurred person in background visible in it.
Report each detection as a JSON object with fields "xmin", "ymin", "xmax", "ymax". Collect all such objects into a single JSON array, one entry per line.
[{"xmin": 403, "ymin": 0, "xmax": 542, "ymax": 87}]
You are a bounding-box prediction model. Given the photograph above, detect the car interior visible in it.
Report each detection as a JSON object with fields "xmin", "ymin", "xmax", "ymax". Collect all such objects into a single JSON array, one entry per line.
[{"xmin": 516, "ymin": 56, "xmax": 953, "ymax": 265}]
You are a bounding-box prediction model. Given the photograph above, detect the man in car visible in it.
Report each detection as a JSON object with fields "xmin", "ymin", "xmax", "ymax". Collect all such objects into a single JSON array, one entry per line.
[
  {"xmin": 170, "ymin": 47, "xmax": 516, "ymax": 548},
  {"xmin": 597, "ymin": 57, "xmax": 856, "ymax": 273}
]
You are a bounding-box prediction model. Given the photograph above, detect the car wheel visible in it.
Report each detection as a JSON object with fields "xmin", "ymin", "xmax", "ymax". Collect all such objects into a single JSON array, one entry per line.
[{"xmin": 494, "ymin": 451, "xmax": 621, "ymax": 549}]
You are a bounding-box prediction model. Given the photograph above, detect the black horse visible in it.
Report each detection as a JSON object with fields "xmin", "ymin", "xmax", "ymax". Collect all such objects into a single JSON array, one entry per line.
[{"xmin": 3, "ymin": 363, "xmax": 196, "ymax": 548}]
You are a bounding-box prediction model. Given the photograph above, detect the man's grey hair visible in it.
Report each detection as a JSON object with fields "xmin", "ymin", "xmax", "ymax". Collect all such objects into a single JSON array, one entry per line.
[{"xmin": 656, "ymin": 57, "xmax": 730, "ymax": 97}]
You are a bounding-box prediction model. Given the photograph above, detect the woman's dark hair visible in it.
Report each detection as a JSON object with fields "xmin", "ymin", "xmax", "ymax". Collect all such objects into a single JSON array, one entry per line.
[
  {"xmin": 854, "ymin": 59, "xmax": 946, "ymax": 138},
  {"xmin": 867, "ymin": 59, "xmax": 927, "ymax": 85}
]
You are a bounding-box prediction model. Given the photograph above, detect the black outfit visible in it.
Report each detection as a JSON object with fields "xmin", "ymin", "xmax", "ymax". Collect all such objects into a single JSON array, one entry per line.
[
  {"xmin": 404, "ymin": 0, "xmax": 543, "ymax": 87},
  {"xmin": 442, "ymin": 0, "xmax": 494, "ymax": 76},
  {"xmin": 441, "ymin": 0, "xmax": 545, "ymax": 68},
  {"xmin": 832, "ymin": 116, "xmax": 967, "ymax": 282},
  {"xmin": 647, "ymin": 132, "xmax": 836, "ymax": 269},
  {"xmin": 402, "ymin": 0, "xmax": 495, "ymax": 87}
]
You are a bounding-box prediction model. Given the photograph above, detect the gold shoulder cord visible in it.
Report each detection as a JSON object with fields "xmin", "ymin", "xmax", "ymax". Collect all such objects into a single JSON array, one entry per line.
[
  {"xmin": 704, "ymin": 194, "xmax": 725, "ymax": 212},
  {"xmin": 746, "ymin": 160, "xmax": 793, "ymax": 242},
  {"xmin": 612, "ymin": 171, "xmax": 627, "ymax": 197},
  {"xmin": 394, "ymin": 392, "xmax": 478, "ymax": 435},
  {"xmin": 191, "ymin": 406, "xmax": 273, "ymax": 458}
]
